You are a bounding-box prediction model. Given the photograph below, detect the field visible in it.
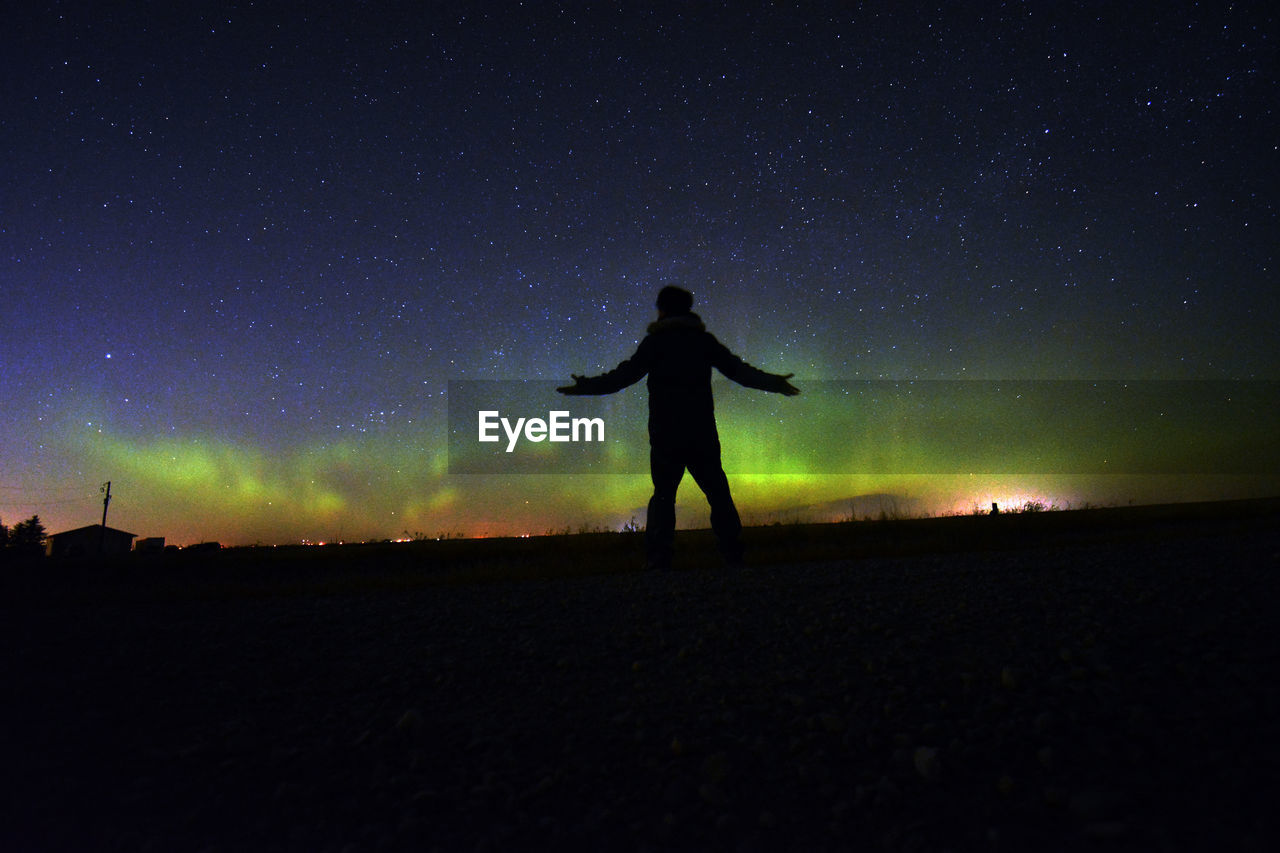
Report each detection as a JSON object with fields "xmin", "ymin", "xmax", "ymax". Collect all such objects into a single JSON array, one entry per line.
[{"xmin": 4, "ymin": 498, "xmax": 1278, "ymax": 851}]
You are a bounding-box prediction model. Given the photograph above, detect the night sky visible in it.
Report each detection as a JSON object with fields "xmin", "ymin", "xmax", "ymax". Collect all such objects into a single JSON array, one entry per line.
[{"xmin": 3, "ymin": 2, "xmax": 1277, "ymax": 545}]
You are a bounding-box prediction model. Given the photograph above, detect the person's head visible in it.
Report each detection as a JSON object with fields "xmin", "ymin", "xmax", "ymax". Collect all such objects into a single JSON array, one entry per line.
[{"xmin": 656, "ymin": 285, "xmax": 693, "ymax": 317}]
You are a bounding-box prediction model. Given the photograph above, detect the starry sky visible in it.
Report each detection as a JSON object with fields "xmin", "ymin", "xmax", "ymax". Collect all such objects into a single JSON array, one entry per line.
[{"xmin": 3, "ymin": 1, "xmax": 1277, "ymax": 545}]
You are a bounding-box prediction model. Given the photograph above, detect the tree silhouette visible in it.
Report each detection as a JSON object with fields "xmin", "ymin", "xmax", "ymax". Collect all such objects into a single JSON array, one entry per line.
[{"xmin": 4, "ymin": 515, "xmax": 47, "ymax": 559}]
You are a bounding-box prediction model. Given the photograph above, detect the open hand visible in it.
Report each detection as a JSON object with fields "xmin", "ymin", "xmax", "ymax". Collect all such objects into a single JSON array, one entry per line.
[{"xmin": 556, "ymin": 374, "xmax": 587, "ymax": 395}]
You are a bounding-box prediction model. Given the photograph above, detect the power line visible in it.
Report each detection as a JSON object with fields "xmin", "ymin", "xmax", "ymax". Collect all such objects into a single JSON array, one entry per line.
[
  {"xmin": 0, "ymin": 497, "xmax": 99, "ymax": 509},
  {"xmin": 0, "ymin": 482, "xmax": 109, "ymax": 500},
  {"xmin": 0, "ymin": 482, "xmax": 111, "ymax": 512}
]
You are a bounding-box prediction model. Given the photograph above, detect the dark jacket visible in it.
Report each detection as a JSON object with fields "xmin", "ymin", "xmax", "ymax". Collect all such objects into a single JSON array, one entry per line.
[{"xmin": 571, "ymin": 312, "xmax": 793, "ymax": 442}]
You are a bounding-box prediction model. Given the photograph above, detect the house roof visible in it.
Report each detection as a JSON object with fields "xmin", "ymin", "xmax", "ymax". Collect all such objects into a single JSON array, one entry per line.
[{"xmin": 50, "ymin": 524, "xmax": 138, "ymax": 539}]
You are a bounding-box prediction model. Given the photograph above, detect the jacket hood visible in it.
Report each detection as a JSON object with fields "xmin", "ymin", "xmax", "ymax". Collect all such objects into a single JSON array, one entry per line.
[{"xmin": 647, "ymin": 312, "xmax": 705, "ymax": 335}]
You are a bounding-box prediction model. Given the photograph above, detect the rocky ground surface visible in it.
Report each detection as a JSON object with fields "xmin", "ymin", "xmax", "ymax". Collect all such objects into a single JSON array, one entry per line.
[{"xmin": 4, "ymin": 517, "xmax": 1279, "ymax": 852}]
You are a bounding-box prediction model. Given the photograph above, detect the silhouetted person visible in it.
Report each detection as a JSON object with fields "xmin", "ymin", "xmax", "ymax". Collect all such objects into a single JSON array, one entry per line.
[{"xmin": 558, "ymin": 286, "xmax": 799, "ymax": 569}]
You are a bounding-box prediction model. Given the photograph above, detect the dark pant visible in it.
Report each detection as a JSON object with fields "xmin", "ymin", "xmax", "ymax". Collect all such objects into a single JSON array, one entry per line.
[{"xmin": 646, "ymin": 435, "xmax": 743, "ymax": 567}]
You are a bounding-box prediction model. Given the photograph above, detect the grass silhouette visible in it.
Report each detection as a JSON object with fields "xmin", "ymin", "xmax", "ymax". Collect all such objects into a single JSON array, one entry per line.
[{"xmin": 14, "ymin": 496, "xmax": 1277, "ymax": 602}]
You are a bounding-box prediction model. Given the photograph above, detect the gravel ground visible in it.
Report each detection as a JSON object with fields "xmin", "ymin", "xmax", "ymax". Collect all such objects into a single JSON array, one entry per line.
[{"xmin": 4, "ymin": 521, "xmax": 1279, "ymax": 852}]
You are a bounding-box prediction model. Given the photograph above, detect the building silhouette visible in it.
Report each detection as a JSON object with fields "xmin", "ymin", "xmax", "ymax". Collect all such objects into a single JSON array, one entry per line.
[{"xmin": 46, "ymin": 524, "xmax": 136, "ymax": 558}]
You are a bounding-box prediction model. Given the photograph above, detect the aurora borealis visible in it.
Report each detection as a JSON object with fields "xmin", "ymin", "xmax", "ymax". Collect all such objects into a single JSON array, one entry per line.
[{"xmin": 3, "ymin": 2, "xmax": 1277, "ymax": 545}]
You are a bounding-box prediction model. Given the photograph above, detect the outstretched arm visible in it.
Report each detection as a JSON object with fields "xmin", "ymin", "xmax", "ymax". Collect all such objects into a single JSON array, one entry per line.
[
  {"xmin": 734, "ymin": 369, "xmax": 799, "ymax": 395},
  {"xmin": 710, "ymin": 339, "xmax": 800, "ymax": 395},
  {"xmin": 557, "ymin": 344, "xmax": 651, "ymax": 395}
]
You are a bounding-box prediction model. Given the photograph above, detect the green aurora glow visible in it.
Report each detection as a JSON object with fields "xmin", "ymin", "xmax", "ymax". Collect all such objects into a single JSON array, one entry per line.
[{"xmin": 29, "ymin": 381, "xmax": 1276, "ymax": 545}]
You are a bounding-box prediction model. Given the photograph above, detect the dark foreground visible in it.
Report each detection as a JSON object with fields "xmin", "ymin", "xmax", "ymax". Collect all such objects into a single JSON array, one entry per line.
[{"xmin": 4, "ymin": 505, "xmax": 1279, "ymax": 851}]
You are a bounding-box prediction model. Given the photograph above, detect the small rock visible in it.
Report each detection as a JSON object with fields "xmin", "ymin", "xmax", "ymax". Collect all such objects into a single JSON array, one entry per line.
[
  {"xmin": 394, "ymin": 709, "xmax": 424, "ymax": 736},
  {"xmin": 913, "ymin": 746, "xmax": 941, "ymax": 782}
]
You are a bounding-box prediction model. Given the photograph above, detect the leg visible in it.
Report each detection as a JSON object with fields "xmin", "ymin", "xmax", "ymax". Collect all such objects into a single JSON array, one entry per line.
[
  {"xmin": 646, "ymin": 444, "xmax": 685, "ymax": 569},
  {"xmin": 685, "ymin": 438, "xmax": 743, "ymax": 566}
]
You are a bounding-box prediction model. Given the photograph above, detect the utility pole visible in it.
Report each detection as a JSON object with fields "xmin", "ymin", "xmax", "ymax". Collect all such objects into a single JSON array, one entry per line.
[{"xmin": 99, "ymin": 481, "xmax": 111, "ymax": 556}]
